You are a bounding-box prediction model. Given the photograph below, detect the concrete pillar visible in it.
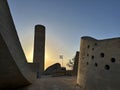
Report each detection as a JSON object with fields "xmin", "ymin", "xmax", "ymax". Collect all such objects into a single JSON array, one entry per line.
[{"xmin": 33, "ymin": 25, "xmax": 45, "ymax": 77}]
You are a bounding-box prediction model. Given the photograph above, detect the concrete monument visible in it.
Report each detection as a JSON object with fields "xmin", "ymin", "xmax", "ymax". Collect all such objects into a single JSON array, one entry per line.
[
  {"xmin": 77, "ymin": 36, "xmax": 120, "ymax": 90},
  {"xmin": 33, "ymin": 25, "xmax": 45, "ymax": 77}
]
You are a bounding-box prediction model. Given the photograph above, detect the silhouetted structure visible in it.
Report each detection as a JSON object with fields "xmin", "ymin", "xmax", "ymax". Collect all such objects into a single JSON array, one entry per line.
[
  {"xmin": 33, "ymin": 25, "xmax": 45, "ymax": 78},
  {"xmin": 44, "ymin": 63, "xmax": 67, "ymax": 77},
  {"xmin": 73, "ymin": 51, "xmax": 79, "ymax": 76},
  {"xmin": 44, "ymin": 63, "xmax": 61, "ymax": 75}
]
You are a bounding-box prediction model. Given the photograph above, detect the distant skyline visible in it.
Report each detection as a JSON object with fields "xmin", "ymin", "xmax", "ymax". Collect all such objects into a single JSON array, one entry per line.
[{"xmin": 8, "ymin": 0, "xmax": 120, "ymax": 69}]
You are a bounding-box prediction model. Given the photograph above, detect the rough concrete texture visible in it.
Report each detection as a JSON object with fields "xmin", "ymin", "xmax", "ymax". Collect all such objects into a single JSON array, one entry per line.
[
  {"xmin": 33, "ymin": 25, "xmax": 45, "ymax": 74},
  {"xmin": 27, "ymin": 63, "xmax": 39, "ymax": 73},
  {"xmin": 77, "ymin": 36, "xmax": 120, "ymax": 90},
  {"xmin": 0, "ymin": 0, "xmax": 36, "ymax": 89}
]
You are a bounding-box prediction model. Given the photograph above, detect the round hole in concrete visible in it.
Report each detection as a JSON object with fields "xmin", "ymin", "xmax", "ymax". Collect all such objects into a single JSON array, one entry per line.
[
  {"xmin": 111, "ymin": 58, "xmax": 116, "ymax": 63},
  {"xmin": 95, "ymin": 63, "xmax": 98, "ymax": 67},
  {"xmin": 87, "ymin": 54, "xmax": 89, "ymax": 56},
  {"xmin": 91, "ymin": 55, "xmax": 94, "ymax": 59},
  {"xmin": 86, "ymin": 62, "xmax": 89, "ymax": 65},
  {"xmin": 92, "ymin": 48, "xmax": 94, "ymax": 51},
  {"xmin": 88, "ymin": 45, "xmax": 90, "ymax": 48},
  {"xmin": 100, "ymin": 53, "xmax": 104, "ymax": 58},
  {"xmin": 105, "ymin": 65, "xmax": 110, "ymax": 70}
]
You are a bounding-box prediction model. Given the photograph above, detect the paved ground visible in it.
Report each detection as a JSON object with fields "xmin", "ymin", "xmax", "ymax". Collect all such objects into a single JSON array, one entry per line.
[{"xmin": 18, "ymin": 76, "xmax": 80, "ymax": 90}]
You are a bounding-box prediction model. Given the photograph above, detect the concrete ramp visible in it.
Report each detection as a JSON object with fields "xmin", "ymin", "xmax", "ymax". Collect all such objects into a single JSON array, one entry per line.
[{"xmin": 0, "ymin": 0, "xmax": 35, "ymax": 89}]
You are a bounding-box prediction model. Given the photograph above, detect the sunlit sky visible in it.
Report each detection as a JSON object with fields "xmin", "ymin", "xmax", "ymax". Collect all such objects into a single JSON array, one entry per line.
[{"xmin": 8, "ymin": 0, "xmax": 120, "ymax": 69}]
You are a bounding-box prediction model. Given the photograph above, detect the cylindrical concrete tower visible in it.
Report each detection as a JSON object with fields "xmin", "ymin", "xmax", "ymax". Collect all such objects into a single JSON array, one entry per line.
[{"xmin": 33, "ymin": 25, "xmax": 45, "ymax": 77}]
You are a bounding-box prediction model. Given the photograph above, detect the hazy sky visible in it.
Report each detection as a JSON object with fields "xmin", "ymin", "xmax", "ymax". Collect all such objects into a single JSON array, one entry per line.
[{"xmin": 8, "ymin": 0, "xmax": 120, "ymax": 69}]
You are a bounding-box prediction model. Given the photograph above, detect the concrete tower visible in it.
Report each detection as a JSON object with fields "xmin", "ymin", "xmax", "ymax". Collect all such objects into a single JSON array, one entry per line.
[{"xmin": 33, "ymin": 25, "xmax": 45, "ymax": 76}]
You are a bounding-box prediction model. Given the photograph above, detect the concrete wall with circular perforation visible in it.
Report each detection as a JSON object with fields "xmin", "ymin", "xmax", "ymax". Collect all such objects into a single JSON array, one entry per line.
[{"xmin": 77, "ymin": 36, "xmax": 120, "ymax": 90}]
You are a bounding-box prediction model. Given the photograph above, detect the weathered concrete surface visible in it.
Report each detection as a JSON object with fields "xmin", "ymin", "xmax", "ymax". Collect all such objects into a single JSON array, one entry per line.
[
  {"xmin": 27, "ymin": 63, "xmax": 39, "ymax": 73},
  {"xmin": 77, "ymin": 36, "xmax": 120, "ymax": 90},
  {"xmin": 0, "ymin": 0, "xmax": 35, "ymax": 89},
  {"xmin": 33, "ymin": 25, "xmax": 45, "ymax": 74}
]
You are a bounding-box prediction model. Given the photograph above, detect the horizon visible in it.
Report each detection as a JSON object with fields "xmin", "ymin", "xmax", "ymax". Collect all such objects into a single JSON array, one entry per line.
[{"xmin": 8, "ymin": 0, "xmax": 120, "ymax": 69}]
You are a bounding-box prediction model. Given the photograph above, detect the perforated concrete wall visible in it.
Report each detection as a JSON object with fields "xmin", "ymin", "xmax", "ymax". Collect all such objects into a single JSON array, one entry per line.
[{"xmin": 77, "ymin": 36, "xmax": 120, "ymax": 90}]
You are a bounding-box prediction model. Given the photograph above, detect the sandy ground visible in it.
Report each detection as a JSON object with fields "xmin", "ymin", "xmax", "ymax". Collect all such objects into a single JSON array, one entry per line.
[{"xmin": 18, "ymin": 76, "xmax": 80, "ymax": 90}]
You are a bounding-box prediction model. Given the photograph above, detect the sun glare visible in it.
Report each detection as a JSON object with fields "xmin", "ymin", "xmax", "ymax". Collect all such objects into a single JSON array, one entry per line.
[{"xmin": 26, "ymin": 50, "xmax": 33, "ymax": 63}]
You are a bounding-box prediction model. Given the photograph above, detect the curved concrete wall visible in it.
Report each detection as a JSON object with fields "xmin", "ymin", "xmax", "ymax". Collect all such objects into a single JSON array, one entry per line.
[
  {"xmin": 77, "ymin": 36, "xmax": 120, "ymax": 90},
  {"xmin": 0, "ymin": 0, "xmax": 35, "ymax": 89}
]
